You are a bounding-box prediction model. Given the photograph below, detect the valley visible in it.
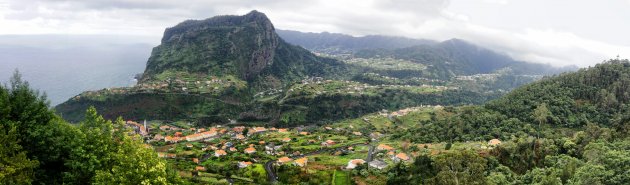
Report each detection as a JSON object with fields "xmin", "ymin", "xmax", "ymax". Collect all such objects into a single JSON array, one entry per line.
[{"xmin": 2, "ymin": 10, "xmax": 629, "ymax": 185}]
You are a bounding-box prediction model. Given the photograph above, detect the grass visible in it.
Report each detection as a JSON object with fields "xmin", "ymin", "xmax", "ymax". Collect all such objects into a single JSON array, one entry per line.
[{"xmin": 332, "ymin": 170, "xmax": 351, "ymax": 185}]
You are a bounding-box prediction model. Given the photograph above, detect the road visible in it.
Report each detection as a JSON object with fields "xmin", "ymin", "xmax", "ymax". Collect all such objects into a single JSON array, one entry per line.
[
  {"xmin": 366, "ymin": 145, "xmax": 375, "ymax": 162},
  {"xmin": 264, "ymin": 142, "xmax": 375, "ymax": 183},
  {"xmin": 264, "ymin": 160, "xmax": 278, "ymax": 182}
]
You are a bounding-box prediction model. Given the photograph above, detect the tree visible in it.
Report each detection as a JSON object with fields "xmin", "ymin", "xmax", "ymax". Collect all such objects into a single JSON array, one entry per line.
[
  {"xmin": 533, "ymin": 103, "xmax": 551, "ymax": 140},
  {"xmin": 0, "ymin": 124, "xmax": 39, "ymax": 184},
  {"xmin": 70, "ymin": 108, "xmax": 171, "ymax": 185},
  {"xmin": 1, "ymin": 70, "xmax": 76, "ymax": 184},
  {"xmin": 433, "ymin": 150, "xmax": 487, "ymax": 185}
]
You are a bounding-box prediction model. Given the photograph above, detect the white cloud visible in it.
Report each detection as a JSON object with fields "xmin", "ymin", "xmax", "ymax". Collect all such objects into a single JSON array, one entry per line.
[{"xmin": 0, "ymin": 0, "xmax": 627, "ymax": 67}]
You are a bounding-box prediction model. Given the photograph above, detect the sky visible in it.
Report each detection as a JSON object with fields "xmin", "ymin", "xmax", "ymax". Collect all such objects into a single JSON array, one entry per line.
[{"xmin": 1, "ymin": 0, "xmax": 629, "ymax": 67}]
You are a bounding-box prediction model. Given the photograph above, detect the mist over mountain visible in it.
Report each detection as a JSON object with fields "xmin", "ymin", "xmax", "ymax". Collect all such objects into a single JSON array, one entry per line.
[{"xmin": 276, "ymin": 29, "xmax": 435, "ymax": 54}]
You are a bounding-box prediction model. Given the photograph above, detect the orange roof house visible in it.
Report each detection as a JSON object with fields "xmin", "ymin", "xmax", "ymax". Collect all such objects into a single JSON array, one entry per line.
[
  {"xmin": 282, "ymin": 137, "xmax": 291, "ymax": 142},
  {"xmin": 232, "ymin": 126, "xmax": 245, "ymax": 133},
  {"xmin": 174, "ymin": 132, "xmax": 183, "ymax": 137},
  {"xmin": 229, "ymin": 147, "xmax": 237, "ymax": 152},
  {"xmin": 192, "ymin": 158, "xmax": 199, "ymax": 164},
  {"xmin": 294, "ymin": 157, "xmax": 308, "ymax": 167},
  {"xmin": 346, "ymin": 159, "xmax": 365, "ymax": 169},
  {"xmin": 277, "ymin": 157, "xmax": 292, "ymax": 163},
  {"xmin": 250, "ymin": 127, "xmax": 267, "ymax": 134},
  {"xmin": 238, "ymin": 161, "xmax": 253, "ymax": 168},
  {"xmin": 299, "ymin": 132, "xmax": 309, "ymax": 135},
  {"xmin": 394, "ymin": 153, "xmax": 410, "ymax": 162},
  {"xmin": 195, "ymin": 166, "xmax": 206, "ymax": 171},
  {"xmin": 488, "ymin": 139, "xmax": 502, "ymax": 146},
  {"xmin": 278, "ymin": 128, "xmax": 288, "ymax": 133},
  {"xmin": 215, "ymin": 150, "xmax": 227, "ymax": 157},
  {"xmin": 185, "ymin": 130, "xmax": 218, "ymax": 142},
  {"xmin": 377, "ymin": 144, "xmax": 394, "ymax": 151},
  {"xmin": 321, "ymin": 140, "xmax": 336, "ymax": 147},
  {"xmin": 244, "ymin": 147, "xmax": 257, "ymax": 154},
  {"xmin": 235, "ymin": 134, "xmax": 246, "ymax": 140}
]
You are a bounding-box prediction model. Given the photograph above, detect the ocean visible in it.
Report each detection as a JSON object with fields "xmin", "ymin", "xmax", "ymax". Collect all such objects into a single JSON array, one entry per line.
[{"xmin": 0, "ymin": 35, "xmax": 158, "ymax": 106}]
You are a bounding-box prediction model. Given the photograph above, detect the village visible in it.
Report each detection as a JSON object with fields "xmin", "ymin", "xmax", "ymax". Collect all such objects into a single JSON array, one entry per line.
[{"xmin": 123, "ymin": 106, "xmax": 503, "ymax": 184}]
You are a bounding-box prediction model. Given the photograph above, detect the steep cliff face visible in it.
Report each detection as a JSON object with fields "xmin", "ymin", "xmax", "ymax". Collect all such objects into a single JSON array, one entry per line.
[{"xmin": 140, "ymin": 10, "xmax": 341, "ymax": 87}]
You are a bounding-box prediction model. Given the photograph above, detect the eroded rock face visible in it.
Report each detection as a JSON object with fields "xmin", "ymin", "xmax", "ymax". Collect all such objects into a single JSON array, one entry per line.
[{"xmin": 142, "ymin": 10, "xmax": 280, "ymax": 82}]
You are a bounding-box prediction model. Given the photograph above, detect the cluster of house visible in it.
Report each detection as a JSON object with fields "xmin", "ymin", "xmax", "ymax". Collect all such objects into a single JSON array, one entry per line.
[
  {"xmin": 377, "ymin": 105, "xmax": 443, "ymax": 118},
  {"xmin": 276, "ymin": 156, "xmax": 309, "ymax": 167}
]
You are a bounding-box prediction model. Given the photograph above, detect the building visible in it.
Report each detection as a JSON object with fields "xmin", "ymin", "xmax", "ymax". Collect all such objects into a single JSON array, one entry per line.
[
  {"xmin": 232, "ymin": 126, "xmax": 246, "ymax": 133},
  {"xmin": 185, "ymin": 130, "xmax": 218, "ymax": 142},
  {"xmin": 278, "ymin": 128, "xmax": 288, "ymax": 133},
  {"xmin": 346, "ymin": 159, "xmax": 366, "ymax": 169},
  {"xmin": 192, "ymin": 158, "xmax": 199, "ymax": 164},
  {"xmin": 164, "ymin": 136, "xmax": 182, "ymax": 143},
  {"xmin": 125, "ymin": 121, "xmax": 148, "ymax": 136},
  {"xmin": 153, "ymin": 134, "xmax": 164, "ymax": 141},
  {"xmin": 488, "ymin": 139, "xmax": 502, "ymax": 146},
  {"xmin": 282, "ymin": 137, "xmax": 291, "ymax": 142},
  {"xmin": 321, "ymin": 140, "xmax": 336, "ymax": 147},
  {"xmin": 352, "ymin": 132, "xmax": 362, "ymax": 136},
  {"xmin": 393, "ymin": 153, "xmax": 410, "ymax": 162},
  {"xmin": 277, "ymin": 157, "xmax": 292, "ymax": 164},
  {"xmin": 294, "ymin": 157, "xmax": 308, "ymax": 167},
  {"xmin": 235, "ymin": 134, "xmax": 246, "ymax": 140},
  {"xmin": 377, "ymin": 144, "xmax": 394, "ymax": 151},
  {"xmin": 265, "ymin": 145, "xmax": 282, "ymax": 155},
  {"xmin": 250, "ymin": 127, "xmax": 267, "ymax": 134},
  {"xmin": 238, "ymin": 161, "xmax": 253, "ymax": 168},
  {"xmin": 195, "ymin": 166, "xmax": 206, "ymax": 171},
  {"xmin": 215, "ymin": 150, "xmax": 227, "ymax": 157},
  {"xmin": 186, "ymin": 143, "xmax": 193, "ymax": 148},
  {"xmin": 369, "ymin": 160, "xmax": 388, "ymax": 170},
  {"xmin": 244, "ymin": 147, "xmax": 256, "ymax": 154},
  {"xmin": 299, "ymin": 132, "xmax": 309, "ymax": 135}
]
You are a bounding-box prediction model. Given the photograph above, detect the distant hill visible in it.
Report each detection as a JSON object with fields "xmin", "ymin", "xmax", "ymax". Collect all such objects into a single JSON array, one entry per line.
[
  {"xmin": 276, "ymin": 29, "xmax": 435, "ymax": 54},
  {"xmin": 355, "ymin": 39, "xmax": 577, "ymax": 79}
]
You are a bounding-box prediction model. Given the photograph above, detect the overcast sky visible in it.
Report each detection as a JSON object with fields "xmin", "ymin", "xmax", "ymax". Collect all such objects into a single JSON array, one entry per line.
[{"xmin": 1, "ymin": 0, "xmax": 629, "ymax": 67}]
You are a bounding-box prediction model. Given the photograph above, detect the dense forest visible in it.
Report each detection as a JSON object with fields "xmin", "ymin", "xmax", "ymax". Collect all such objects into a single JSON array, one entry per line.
[{"xmin": 386, "ymin": 60, "xmax": 630, "ymax": 184}]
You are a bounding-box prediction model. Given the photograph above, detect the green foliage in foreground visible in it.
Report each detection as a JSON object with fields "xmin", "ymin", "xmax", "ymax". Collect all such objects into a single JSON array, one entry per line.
[{"xmin": 0, "ymin": 71, "xmax": 182, "ymax": 184}]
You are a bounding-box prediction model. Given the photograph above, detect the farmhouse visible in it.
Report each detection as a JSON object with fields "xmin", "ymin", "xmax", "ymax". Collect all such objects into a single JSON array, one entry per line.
[
  {"xmin": 346, "ymin": 159, "xmax": 365, "ymax": 169},
  {"xmin": 294, "ymin": 157, "xmax": 308, "ymax": 167}
]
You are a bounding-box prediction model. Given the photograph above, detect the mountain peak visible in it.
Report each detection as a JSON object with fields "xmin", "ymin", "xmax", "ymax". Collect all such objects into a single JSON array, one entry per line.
[{"xmin": 161, "ymin": 10, "xmax": 274, "ymax": 43}]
